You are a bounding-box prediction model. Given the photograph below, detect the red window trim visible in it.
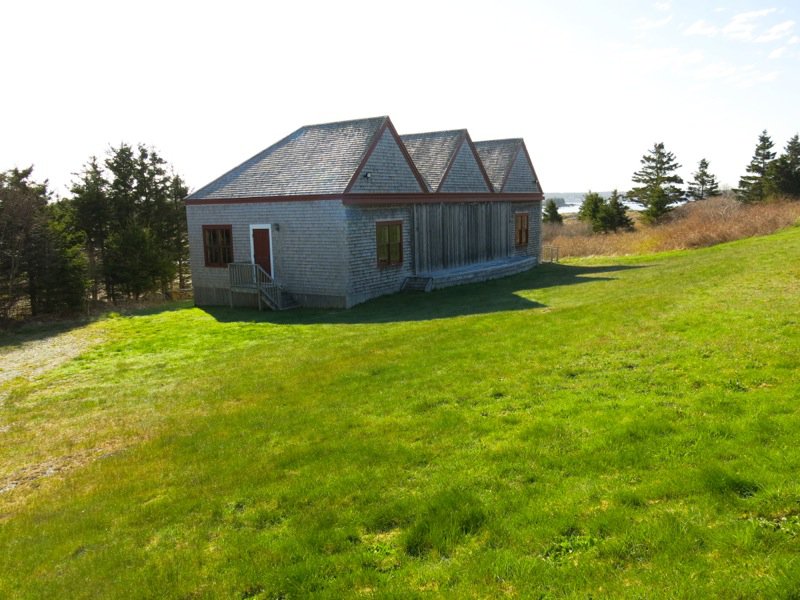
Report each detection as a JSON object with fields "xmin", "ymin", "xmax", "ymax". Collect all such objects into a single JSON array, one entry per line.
[
  {"xmin": 202, "ymin": 224, "xmax": 233, "ymax": 267},
  {"xmin": 376, "ymin": 220, "xmax": 403, "ymax": 268},
  {"xmin": 515, "ymin": 212, "xmax": 529, "ymax": 247}
]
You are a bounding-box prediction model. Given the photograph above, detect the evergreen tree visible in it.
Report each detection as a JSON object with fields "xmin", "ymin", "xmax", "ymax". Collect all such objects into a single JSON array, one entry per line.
[
  {"xmin": 70, "ymin": 157, "xmax": 109, "ymax": 301},
  {"xmin": 628, "ymin": 142, "xmax": 684, "ymax": 223},
  {"xmin": 25, "ymin": 201, "xmax": 87, "ymax": 314},
  {"xmin": 0, "ymin": 168, "xmax": 86, "ymax": 317},
  {"xmin": 578, "ymin": 191, "xmax": 604, "ymax": 226},
  {"xmin": 596, "ymin": 190, "xmax": 634, "ymax": 233},
  {"xmin": 580, "ymin": 190, "xmax": 633, "ymax": 233},
  {"xmin": 70, "ymin": 143, "xmax": 190, "ymax": 301},
  {"xmin": 766, "ymin": 134, "xmax": 800, "ymax": 198},
  {"xmin": 0, "ymin": 167, "xmax": 46, "ymax": 317},
  {"xmin": 687, "ymin": 158, "xmax": 720, "ymax": 200},
  {"xmin": 737, "ymin": 130, "xmax": 776, "ymax": 203},
  {"xmin": 542, "ymin": 198, "xmax": 563, "ymax": 224}
]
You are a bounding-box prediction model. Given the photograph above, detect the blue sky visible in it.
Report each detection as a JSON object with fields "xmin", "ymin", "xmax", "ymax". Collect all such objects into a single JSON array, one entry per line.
[{"xmin": 1, "ymin": 0, "xmax": 798, "ymax": 194}]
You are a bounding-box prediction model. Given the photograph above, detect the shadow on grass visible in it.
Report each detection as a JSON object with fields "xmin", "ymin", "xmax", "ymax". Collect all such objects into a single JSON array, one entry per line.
[
  {"xmin": 0, "ymin": 301, "xmax": 194, "ymax": 348},
  {"xmin": 203, "ymin": 263, "xmax": 643, "ymax": 325}
]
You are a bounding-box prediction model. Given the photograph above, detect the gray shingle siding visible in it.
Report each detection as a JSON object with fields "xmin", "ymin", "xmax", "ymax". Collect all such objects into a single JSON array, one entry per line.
[
  {"xmin": 349, "ymin": 129, "xmax": 424, "ymax": 194},
  {"xmin": 473, "ymin": 140, "xmax": 520, "ymax": 192},
  {"xmin": 439, "ymin": 142, "xmax": 490, "ymax": 193},
  {"xmin": 400, "ymin": 130, "xmax": 463, "ymax": 191},
  {"xmin": 511, "ymin": 202, "xmax": 542, "ymax": 259},
  {"xmin": 187, "ymin": 200, "xmax": 349, "ymax": 307},
  {"xmin": 504, "ymin": 151, "xmax": 540, "ymax": 193},
  {"xmin": 345, "ymin": 206, "xmax": 413, "ymax": 307}
]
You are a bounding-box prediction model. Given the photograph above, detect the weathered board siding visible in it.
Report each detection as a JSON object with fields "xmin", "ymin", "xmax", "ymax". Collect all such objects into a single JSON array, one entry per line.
[
  {"xmin": 413, "ymin": 202, "xmax": 516, "ymax": 274},
  {"xmin": 345, "ymin": 206, "xmax": 413, "ymax": 307},
  {"xmin": 187, "ymin": 200, "xmax": 349, "ymax": 308},
  {"xmin": 349, "ymin": 129, "xmax": 423, "ymax": 194}
]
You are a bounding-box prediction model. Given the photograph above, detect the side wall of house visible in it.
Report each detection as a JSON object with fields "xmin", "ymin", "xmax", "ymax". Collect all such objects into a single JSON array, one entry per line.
[
  {"xmin": 511, "ymin": 201, "xmax": 542, "ymax": 260},
  {"xmin": 187, "ymin": 200, "xmax": 350, "ymax": 308},
  {"xmin": 344, "ymin": 205, "xmax": 413, "ymax": 307}
]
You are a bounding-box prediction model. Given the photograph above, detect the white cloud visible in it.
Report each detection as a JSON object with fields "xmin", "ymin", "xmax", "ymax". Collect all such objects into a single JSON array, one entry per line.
[
  {"xmin": 654, "ymin": 2, "xmax": 671, "ymax": 11},
  {"xmin": 635, "ymin": 14, "xmax": 673, "ymax": 31},
  {"xmin": 722, "ymin": 9, "xmax": 777, "ymax": 41},
  {"xmin": 684, "ymin": 19, "xmax": 719, "ymax": 37},
  {"xmin": 755, "ymin": 20, "xmax": 795, "ymax": 43},
  {"xmin": 692, "ymin": 61, "xmax": 779, "ymax": 87},
  {"xmin": 768, "ymin": 46, "xmax": 787, "ymax": 59},
  {"xmin": 790, "ymin": 36, "xmax": 800, "ymax": 45}
]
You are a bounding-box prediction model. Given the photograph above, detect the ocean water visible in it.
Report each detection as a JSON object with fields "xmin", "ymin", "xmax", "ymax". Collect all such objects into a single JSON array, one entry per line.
[{"xmin": 545, "ymin": 192, "xmax": 638, "ymax": 214}]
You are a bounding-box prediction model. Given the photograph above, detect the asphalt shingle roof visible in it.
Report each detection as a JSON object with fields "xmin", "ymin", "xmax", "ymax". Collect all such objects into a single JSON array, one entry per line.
[
  {"xmin": 188, "ymin": 116, "xmax": 388, "ymax": 199},
  {"xmin": 473, "ymin": 139, "xmax": 522, "ymax": 192},
  {"xmin": 400, "ymin": 130, "xmax": 465, "ymax": 192}
]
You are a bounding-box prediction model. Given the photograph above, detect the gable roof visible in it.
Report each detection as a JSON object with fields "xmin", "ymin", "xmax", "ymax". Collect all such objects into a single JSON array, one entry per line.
[
  {"xmin": 400, "ymin": 130, "xmax": 464, "ymax": 192},
  {"xmin": 473, "ymin": 139, "xmax": 524, "ymax": 192},
  {"xmin": 187, "ymin": 116, "xmax": 542, "ymax": 202},
  {"xmin": 188, "ymin": 116, "xmax": 392, "ymax": 200},
  {"xmin": 401, "ymin": 130, "xmax": 493, "ymax": 193}
]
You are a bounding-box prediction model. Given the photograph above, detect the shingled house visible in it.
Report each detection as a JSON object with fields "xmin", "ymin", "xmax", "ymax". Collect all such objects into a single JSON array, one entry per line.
[{"xmin": 185, "ymin": 116, "xmax": 543, "ymax": 309}]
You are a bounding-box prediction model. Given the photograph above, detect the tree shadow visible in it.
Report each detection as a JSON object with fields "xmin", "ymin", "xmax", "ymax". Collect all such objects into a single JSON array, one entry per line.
[
  {"xmin": 202, "ymin": 263, "xmax": 644, "ymax": 325},
  {"xmin": 0, "ymin": 301, "xmax": 194, "ymax": 349}
]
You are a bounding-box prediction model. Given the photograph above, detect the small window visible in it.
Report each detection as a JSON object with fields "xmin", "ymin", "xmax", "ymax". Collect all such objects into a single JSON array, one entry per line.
[
  {"xmin": 376, "ymin": 221, "xmax": 403, "ymax": 267},
  {"xmin": 515, "ymin": 212, "xmax": 529, "ymax": 247},
  {"xmin": 203, "ymin": 225, "xmax": 233, "ymax": 267}
]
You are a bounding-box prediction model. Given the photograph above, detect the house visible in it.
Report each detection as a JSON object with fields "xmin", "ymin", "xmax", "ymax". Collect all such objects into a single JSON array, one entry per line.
[{"xmin": 185, "ymin": 116, "xmax": 543, "ymax": 309}]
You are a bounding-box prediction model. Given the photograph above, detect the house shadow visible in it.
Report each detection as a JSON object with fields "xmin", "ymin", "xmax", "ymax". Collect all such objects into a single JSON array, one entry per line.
[{"xmin": 202, "ymin": 263, "xmax": 643, "ymax": 325}]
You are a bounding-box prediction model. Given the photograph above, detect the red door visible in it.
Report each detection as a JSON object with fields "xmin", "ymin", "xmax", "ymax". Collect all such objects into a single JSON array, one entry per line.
[{"xmin": 252, "ymin": 228, "xmax": 272, "ymax": 276}]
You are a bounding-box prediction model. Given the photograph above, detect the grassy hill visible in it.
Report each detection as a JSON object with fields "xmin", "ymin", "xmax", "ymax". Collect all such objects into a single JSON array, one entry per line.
[{"xmin": 2, "ymin": 226, "xmax": 800, "ymax": 598}]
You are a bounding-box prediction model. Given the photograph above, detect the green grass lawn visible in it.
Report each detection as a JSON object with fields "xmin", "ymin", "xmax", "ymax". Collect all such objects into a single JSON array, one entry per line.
[{"xmin": 2, "ymin": 227, "xmax": 800, "ymax": 598}]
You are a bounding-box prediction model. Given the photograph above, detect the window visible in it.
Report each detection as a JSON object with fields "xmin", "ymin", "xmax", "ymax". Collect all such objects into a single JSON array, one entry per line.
[
  {"xmin": 515, "ymin": 212, "xmax": 529, "ymax": 247},
  {"xmin": 203, "ymin": 225, "xmax": 233, "ymax": 267},
  {"xmin": 376, "ymin": 221, "xmax": 402, "ymax": 267}
]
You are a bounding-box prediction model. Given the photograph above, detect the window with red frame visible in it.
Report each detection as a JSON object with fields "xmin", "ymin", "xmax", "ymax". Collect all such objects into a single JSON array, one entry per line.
[
  {"xmin": 376, "ymin": 221, "xmax": 402, "ymax": 267},
  {"xmin": 515, "ymin": 212, "xmax": 529, "ymax": 247},
  {"xmin": 203, "ymin": 225, "xmax": 233, "ymax": 267}
]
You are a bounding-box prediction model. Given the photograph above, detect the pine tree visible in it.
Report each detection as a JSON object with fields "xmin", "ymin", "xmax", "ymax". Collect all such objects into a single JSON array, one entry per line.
[
  {"xmin": 628, "ymin": 142, "xmax": 684, "ymax": 223},
  {"xmin": 687, "ymin": 158, "xmax": 720, "ymax": 200},
  {"xmin": 766, "ymin": 134, "xmax": 800, "ymax": 198},
  {"xmin": 578, "ymin": 191, "xmax": 604, "ymax": 226},
  {"xmin": 737, "ymin": 130, "xmax": 776, "ymax": 203},
  {"xmin": 70, "ymin": 157, "xmax": 109, "ymax": 301},
  {"xmin": 596, "ymin": 190, "xmax": 634, "ymax": 233},
  {"xmin": 542, "ymin": 198, "xmax": 563, "ymax": 224}
]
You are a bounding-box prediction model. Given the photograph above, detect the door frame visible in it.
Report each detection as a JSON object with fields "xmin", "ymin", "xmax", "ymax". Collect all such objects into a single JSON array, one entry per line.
[{"xmin": 249, "ymin": 224, "xmax": 274, "ymax": 277}]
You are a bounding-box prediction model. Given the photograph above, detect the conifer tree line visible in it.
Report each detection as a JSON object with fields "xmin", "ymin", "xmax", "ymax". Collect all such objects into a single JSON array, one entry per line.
[
  {"xmin": 547, "ymin": 129, "xmax": 800, "ymax": 232},
  {"xmin": 0, "ymin": 144, "xmax": 188, "ymax": 319}
]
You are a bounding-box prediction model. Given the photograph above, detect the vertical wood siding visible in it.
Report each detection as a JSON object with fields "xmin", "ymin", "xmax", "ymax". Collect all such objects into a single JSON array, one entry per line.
[{"xmin": 413, "ymin": 202, "xmax": 517, "ymax": 273}]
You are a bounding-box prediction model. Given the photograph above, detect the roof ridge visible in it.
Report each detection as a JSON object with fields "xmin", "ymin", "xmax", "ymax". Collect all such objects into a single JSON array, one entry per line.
[{"xmin": 300, "ymin": 115, "xmax": 389, "ymax": 129}]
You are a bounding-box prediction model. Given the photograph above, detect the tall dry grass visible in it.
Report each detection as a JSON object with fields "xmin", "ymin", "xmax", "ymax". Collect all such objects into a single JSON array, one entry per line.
[{"xmin": 543, "ymin": 195, "xmax": 800, "ymax": 258}]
